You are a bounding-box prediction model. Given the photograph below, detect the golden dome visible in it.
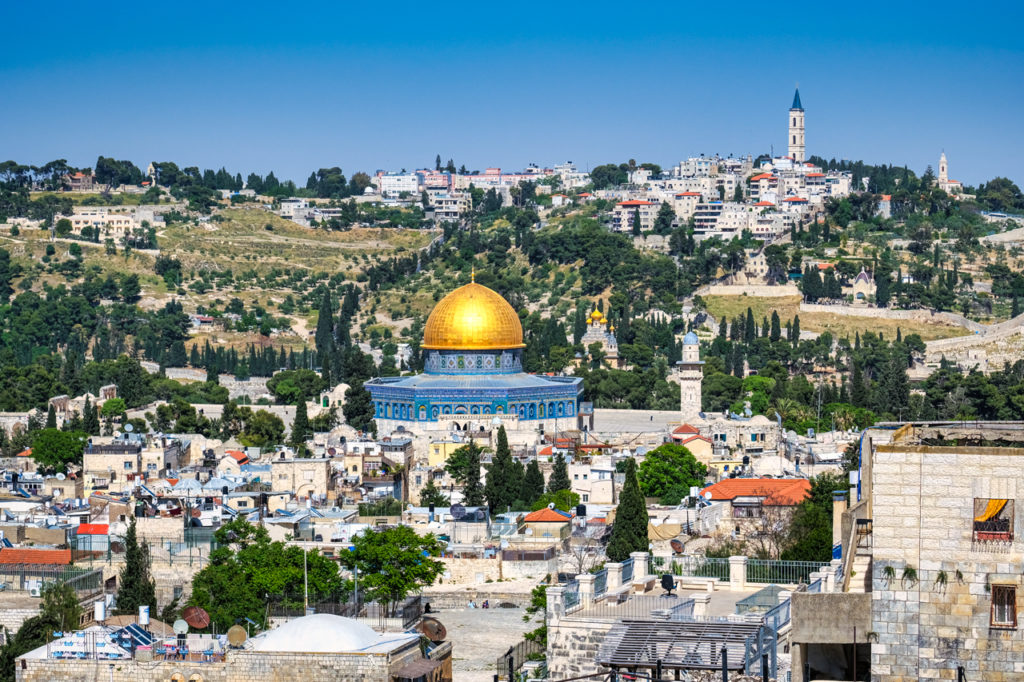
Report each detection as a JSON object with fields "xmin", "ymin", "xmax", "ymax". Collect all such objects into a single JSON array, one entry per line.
[{"xmin": 422, "ymin": 282, "xmax": 525, "ymax": 350}]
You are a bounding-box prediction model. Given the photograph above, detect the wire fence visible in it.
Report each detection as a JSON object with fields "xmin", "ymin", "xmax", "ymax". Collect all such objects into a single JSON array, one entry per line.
[
  {"xmin": 651, "ymin": 555, "xmax": 731, "ymax": 581},
  {"xmin": 70, "ymin": 534, "xmax": 220, "ymax": 567}
]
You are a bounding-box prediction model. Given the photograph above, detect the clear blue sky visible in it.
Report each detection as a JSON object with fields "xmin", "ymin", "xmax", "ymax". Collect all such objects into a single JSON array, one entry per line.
[{"xmin": 2, "ymin": 1, "xmax": 1022, "ymax": 186}]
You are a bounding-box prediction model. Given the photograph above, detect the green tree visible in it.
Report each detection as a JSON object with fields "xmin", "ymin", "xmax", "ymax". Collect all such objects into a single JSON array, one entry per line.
[
  {"xmin": 239, "ymin": 409, "xmax": 285, "ymax": 450},
  {"xmin": 637, "ymin": 444, "xmax": 707, "ymax": 504},
  {"xmin": 338, "ymin": 525, "xmax": 444, "ymax": 615},
  {"xmin": 0, "ymin": 248, "xmax": 13, "ymax": 302},
  {"xmin": 484, "ymin": 426, "xmax": 516, "ymax": 513},
  {"xmin": 82, "ymin": 396, "xmax": 100, "ymax": 435},
  {"xmin": 606, "ymin": 458, "xmax": 649, "ymax": 562},
  {"xmin": 120, "ymin": 273, "xmax": 141, "ymax": 303},
  {"xmin": 100, "ymin": 397, "xmax": 127, "ymax": 419},
  {"xmin": 653, "ymin": 202, "xmax": 675, "ymax": 235},
  {"xmin": 782, "ymin": 472, "xmax": 849, "ymax": 562},
  {"xmin": 30, "ymin": 429, "xmax": 86, "ymax": 473},
  {"xmin": 189, "ymin": 518, "xmax": 343, "ymax": 632},
  {"xmin": 631, "ymin": 208, "xmax": 642, "ymax": 236},
  {"xmin": 290, "ymin": 399, "xmax": 309, "ymax": 448},
  {"xmin": 267, "ymin": 369, "xmax": 325, "ymax": 404},
  {"xmin": 531, "ymin": 489, "xmax": 580, "ymax": 512},
  {"xmin": 343, "ymin": 380, "xmax": 377, "ymax": 436},
  {"xmin": 520, "ymin": 459, "xmax": 546, "ymax": 507},
  {"xmin": 45, "ymin": 404, "xmax": 57, "ymax": 429},
  {"xmin": 115, "ymin": 517, "xmax": 156, "ymax": 616},
  {"xmin": 418, "ymin": 479, "xmax": 449, "ymax": 508},
  {"xmin": 547, "ymin": 452, "xmax": 570, "ymax": 493}
]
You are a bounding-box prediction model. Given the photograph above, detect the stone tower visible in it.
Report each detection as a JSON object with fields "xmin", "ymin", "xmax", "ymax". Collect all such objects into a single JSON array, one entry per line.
[
  {"xmin": 678, "ymin": 331, "xmax": 704, "ymax": 420},
  {"xmin": 788, "ymin": 88, "xmax": 805, "ymax": 163},
  {"xmin": 939, "ymin": 152, "xmax": 949, "ymax": 185}
]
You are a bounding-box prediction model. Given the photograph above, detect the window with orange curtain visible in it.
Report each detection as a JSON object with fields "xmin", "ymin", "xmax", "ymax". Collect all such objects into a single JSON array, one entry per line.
[{"xmin": 973, "ymin": 498, "xmax": 1014, "ymax": 544}]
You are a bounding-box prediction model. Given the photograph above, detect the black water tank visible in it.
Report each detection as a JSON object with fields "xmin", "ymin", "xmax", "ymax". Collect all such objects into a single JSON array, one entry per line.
[{"xmin": 576, "ymin": 504, "xmax": 586, "ymax": 518}]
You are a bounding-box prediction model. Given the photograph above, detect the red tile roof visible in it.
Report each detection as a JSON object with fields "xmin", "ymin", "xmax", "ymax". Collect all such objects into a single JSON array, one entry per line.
[
  {"xmin": 16, "ymin": 448, "xmax": 31, "ymax": 457},
  {"xmin": 783, "ymin": 197, "xmax": 808, "ymax": 202},
  {"xmin": 749, "ymin": 173, "xmax": 773, "ymax": 182},
  {"xmin": 0, "ymin": 548, "xmax": 73, "ymax": 565},
  {"xmin": 881, "ymin": 194, "xmax": 892, "ymax": 201},
  {"xmin": 679, "ymin": 435, "xmax": 711, "ymax": 446},
  {"xmin": 754, "ymin": 201, "xmax": 775, "ymax": 207},
  {"xmin": 538, "ymin": 446, "xmax": 554, "ymax": 456},
  {"xmin": 225, "ymin": 450, "xmax": 250, "ymax": 465},
  {"xmin": 672, "ymin": 424, "xmax": 701, "ymax": 435},
  {"xmin": 524, "ymin": 507, "xmax": 571, "ymax": 523},
  {"xmin": 700, "ymin": 478, "xmax": 810, "ymax": 506},
  {"xmin": 675, "ymin": 192, "xmax": 702, "ymax": 197},
  {"xmin": 805, "ymin": 172, "xmax": 824, "ymax": 177},
  {"xmin": 76, "ymin": 523, "xmax": 109, "ymax": 536},
  {"xmin": 618, "ymin": 200, "xmax": 655, "ymax": 206}
]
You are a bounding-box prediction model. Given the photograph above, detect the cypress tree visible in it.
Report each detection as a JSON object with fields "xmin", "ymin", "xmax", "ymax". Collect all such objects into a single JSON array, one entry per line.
[
  {"xmin": 606, "ymin": 458, "xmax": 649, "ymax": 562},
  {"xmin": 343, "ymin": 381, "xmax": 377, "ymax": 436},
  {"xmin": 484, "ymin": 426, "xmax": 515, "ymax": 513},
  {"xmin": 792, "ymin": 315, "xmax": 801, "ymax": 346},
  {"xmin": 631, "ymin": 208, "xmax": 642, "ymax": 236},
  {"xmin": 521, "ymin": 459, "xmax": 545, "ymax": 506},
  {"xmin": 461, "ymin": 446, "xmax": 485, "ymax": 507},
  {"xmin": 116, "ymin": 517, "xmax": 156, "ymax": 616},
  {"xmin": 46, "ymin": 404, "xmax": 57, "ymax": 429},
  {"xmin": 770, "ymin": 311, "xmax": 781, "ymax": 342},
  {"xmin": 761, "ymin": 316, "xmax": 770, "ymax": 339},
  {"xmin": 1012, "ymin": 297, "xmax": 1020, "ymax": 319},
  {"xmin": 291, "ymin": 399, "xmax": 309, "ymax": 448},
  {"xmin": 83, "ymin": 397, "xmax": 100, "ymax": 436},
  {"xmin": 850, "ymin": 362, "xmax": 869, "ymax": 408},
  {"xmin": 547, "ymin": 452, "xmax": 570, "ymax": 493},
  {"xmin": 744, "ymin": 307, "xmax": 756, "ymax": 343}
]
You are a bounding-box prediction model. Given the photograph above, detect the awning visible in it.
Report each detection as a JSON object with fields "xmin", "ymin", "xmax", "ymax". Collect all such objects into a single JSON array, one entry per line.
[
  {"xmin": 393, "ymin": 657, "xmax": 442, "ymax": 681},
  {"xmin": 975, "ymin": 499, "xmax": 1007, "ymax": 523}
]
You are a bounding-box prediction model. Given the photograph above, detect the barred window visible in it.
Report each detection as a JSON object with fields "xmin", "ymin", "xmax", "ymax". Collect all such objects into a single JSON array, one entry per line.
[{"xmin": 991, "ymin": 585, "xmax": 1017, "ymax": 628}]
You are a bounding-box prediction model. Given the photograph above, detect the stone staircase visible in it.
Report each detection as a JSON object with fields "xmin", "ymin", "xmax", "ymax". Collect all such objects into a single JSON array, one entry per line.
[{"xmin": 848, "ymin": 549, "xmax": 872, "ymax": 593}]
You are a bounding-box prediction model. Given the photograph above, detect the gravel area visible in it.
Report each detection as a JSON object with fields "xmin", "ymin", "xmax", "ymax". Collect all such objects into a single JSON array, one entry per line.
[{"xmin": 429, "ymin": 605, "xmax": 540, "ymax": 682}]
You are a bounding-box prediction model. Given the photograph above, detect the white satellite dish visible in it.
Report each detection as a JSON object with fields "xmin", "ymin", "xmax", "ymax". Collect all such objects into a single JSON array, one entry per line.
[
  {"xmin": 56, "ymin": 473, "xmax": 66, "ymax": 480},
  {"xmin": 703, "ymin": 491, "xmax": 712, "ymax": 500},
  {"xmin": 113, "ymin": 431, "xmax": 122, "ymax": 438},
  {"xmin": 125, "ymin": 423, "xmax": 134, "ymax": 433},
  {"xmin": 173, "ymin": 619, "xmax": 189, "ymax": 635}
]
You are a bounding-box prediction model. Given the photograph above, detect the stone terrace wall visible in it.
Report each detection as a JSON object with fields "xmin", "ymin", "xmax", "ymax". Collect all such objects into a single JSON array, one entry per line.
[{"xmin": 547, "ymin": 617, "xmax": 615, "ymax": 680}]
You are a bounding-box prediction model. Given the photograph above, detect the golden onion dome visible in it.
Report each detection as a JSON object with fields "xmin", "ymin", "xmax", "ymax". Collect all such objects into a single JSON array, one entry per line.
[{"xmin": 422, "ymin": 282, "xmax": 525, "ymax": 350}]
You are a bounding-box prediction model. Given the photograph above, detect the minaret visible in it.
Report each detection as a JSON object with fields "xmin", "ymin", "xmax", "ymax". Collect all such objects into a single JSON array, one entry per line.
[
  {"xmin": 678, "ymin": 331, "xmax": 704, "ymax": 420},
  {"xmin": 788, "ymin": 88, "xmax": 805, "ymax": 163},
  {"xmin": 939, "ymin": 152, "xmax": 949, "ymax": 186}
]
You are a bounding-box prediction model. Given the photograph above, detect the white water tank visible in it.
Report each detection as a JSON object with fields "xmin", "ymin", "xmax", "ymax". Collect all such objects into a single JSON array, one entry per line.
[
  {"xmin": 139, "ymin": 605, "xmax": 150, "ymax": 625},
  {"xmin": 94, "ymin": 600, "xmax": 106, "ymax": 622}
]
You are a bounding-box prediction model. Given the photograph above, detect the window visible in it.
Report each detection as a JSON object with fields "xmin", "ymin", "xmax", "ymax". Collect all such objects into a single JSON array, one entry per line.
[
  {"xmin": 123, "ymin": 461, "xmax": 133, "ymax": 470},
  {"xmin": 582, "ymin": 494, "xmax": 589, "ymax": 502},
  {"xmin": 574, "ymin": 474, "xmax": 579, "ymax": 480},
  {"xmin": 991, "ymin": 585, "xmax": 1017, "ymax": 628},
  {"xmin": 973, "ymin": 499, "xmax": 1014, "ymax": 543}
]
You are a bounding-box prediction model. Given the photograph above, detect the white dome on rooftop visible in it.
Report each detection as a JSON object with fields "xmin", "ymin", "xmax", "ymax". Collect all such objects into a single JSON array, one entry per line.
[{"xmin": 251, "ymin": 613, "xmax": 381, "ymax": 653}]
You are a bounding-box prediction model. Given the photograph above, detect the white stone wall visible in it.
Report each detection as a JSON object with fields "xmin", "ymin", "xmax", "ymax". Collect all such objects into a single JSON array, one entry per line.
[{"xmin": 871, "ymin": 444, "xmax": 1024, "ymax": 681}]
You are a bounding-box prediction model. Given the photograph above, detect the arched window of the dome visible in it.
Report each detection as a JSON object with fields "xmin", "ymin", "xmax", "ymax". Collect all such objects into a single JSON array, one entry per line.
[
  {"xmin": 529, "ymin": 404, "xmax": 536, "ymax": 419},
  {"xmin": 455, "ymin": 405, "xmax": 467, "ymax": 415},
  {"xmin": 419, "ymin": 406, "xmax": 426, "ymax": 420}
]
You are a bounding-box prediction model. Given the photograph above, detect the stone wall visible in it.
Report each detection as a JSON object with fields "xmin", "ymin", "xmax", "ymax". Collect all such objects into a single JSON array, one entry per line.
[
  {"xmin": 217, "ymin": 374, "xmax": 271, "ymax": 401},
  {"xmin": 870, "ymin": 442, "xmax": 1024, "ymax": 681},
  {"xmin": 0, "ymin": 609, "xmax": 38, "ymax": 635},
  {"xmin": 546, "ymin": 617, "xmax": 615, "ymax": 679},
  {"xmin": 437, "ymin": 557, "xmax": 556, "ymax": 584}
]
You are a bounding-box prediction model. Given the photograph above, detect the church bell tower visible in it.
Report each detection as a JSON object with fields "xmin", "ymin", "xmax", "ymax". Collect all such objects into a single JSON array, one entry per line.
[{"xmin": 788, "ymin": 88, "xmax": 805, "ymax": 163}]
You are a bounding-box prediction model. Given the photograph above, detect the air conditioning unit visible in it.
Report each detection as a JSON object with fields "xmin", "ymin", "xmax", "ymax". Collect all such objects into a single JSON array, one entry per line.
[{"xmin": 27, "ymin": 580, "xmax": 42, "ymax": 598}]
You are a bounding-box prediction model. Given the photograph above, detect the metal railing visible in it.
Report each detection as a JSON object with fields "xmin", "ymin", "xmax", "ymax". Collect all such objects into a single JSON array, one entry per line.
[
  {"xmin": 763, "ymin": 599, "xmax": 791, "ymax": 632},
  {"xmin": 563, "ymin": 581, "xmax": 580, "ymax": 610},
  {"xmin": 620, "ymin": 558, "xmax": 633, "ymax": 583},
  {"xmin": 495, "ymin": 639, "xmax": 545, "ymax": 681},
  {"xmin": 652, "ymin": 555, "xmax": 731, "ymax": 581},
  {"xmin": 806, "ymin": 578, "xmax": 823, "ymax": 593},
  {"xmin": 71, "ymin": 534, "xmax": 220, "ymax": 567},
  {"xmin": 593, "ymin": 569, "xmax": 607, "ymax": 596},
  {"xmin": 746, "ymin": 559, "xmax": 819, "ymax": 585},
  {"xmin": 0, "ymin": 566, "xmax": 103, "ymax": 595}
]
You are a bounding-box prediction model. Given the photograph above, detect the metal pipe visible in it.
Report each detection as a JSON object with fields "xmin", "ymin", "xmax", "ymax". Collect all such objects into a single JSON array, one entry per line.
[{"xmin": 721, "ymin": 645, "xmax": 728, "ymax": 682}]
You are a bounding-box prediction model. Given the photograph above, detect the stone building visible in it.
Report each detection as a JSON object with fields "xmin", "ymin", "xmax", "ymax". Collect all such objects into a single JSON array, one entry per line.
[
  {"xmin": 270, "ymin": 452, "xmax": 333, "ymax": 500},
  {"xmin": 579, "ymin": 309, "xmax": 620, "ymax": 367},
  {"xmin": 788, "ymin": 88, "xmax": 806, "ymax": 163}
]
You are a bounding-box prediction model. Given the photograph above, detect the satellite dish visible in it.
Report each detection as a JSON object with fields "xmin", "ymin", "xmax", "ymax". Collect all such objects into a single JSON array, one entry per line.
[
  {"xmin": 113, "ymin": 431, "xmax": 122, "ymax": 438},
  {"xmin": 226, "ymin": 625, "xmax": 248, "ymax": 647},
  {"xmin": 56, "ymin": 473, "xmax": 66, "ymax": 481},
  {"xmin": 182, "ymin": 605, "xmax": 211, "ymax": 629},
  {"xmin": 547, "ymin": 502, "xmax": 555, "ymax": 510},
  {"xmin": 418, "ymin": 617, "xmax": 447, "ymax": 643},
  {"xmin": 173, "ymin": 619, "xmax": 189, "ymax": 635},
  {"xmin": 450, "ymin": 504, "xmax": 466, "ymax": 520},
  {"xmin": 703, "ymin": 491, "xmax": 713, "ymax": 500},
  {"xmin": 125, "ymin": 423, "xmax": 134, "ymax": 433},
  {"xmin": 670, "ymin": 538, "xmax": 684, "ymax": 554}
]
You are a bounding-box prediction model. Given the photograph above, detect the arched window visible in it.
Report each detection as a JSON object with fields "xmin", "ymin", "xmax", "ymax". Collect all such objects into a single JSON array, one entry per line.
[{"xmin": 419, "ymin": 406, "xmax": 426, "ymax": 420}]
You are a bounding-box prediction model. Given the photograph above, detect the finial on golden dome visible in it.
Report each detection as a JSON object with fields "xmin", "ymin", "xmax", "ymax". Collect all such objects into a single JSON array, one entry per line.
[{"xmin": 471, "ymin": 266, "xmax": 476, "ymax": 284}]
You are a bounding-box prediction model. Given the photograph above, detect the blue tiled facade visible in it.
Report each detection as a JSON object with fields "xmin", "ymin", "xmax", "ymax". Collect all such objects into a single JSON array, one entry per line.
[{"xmin": 366, "ymin": 349, "xmax": 582, "ymax": 423}]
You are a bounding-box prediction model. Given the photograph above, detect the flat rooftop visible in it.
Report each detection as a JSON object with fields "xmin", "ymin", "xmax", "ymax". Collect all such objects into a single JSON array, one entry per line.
[{"xmin": 571, "ymin": 587, "xmax": 763, "ymax": 622}]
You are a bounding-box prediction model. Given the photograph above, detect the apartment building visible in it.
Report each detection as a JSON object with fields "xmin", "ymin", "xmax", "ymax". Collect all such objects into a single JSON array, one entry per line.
[{"xmin": 611, "ymin": 200, "xmax": 659, "ymax": 232}]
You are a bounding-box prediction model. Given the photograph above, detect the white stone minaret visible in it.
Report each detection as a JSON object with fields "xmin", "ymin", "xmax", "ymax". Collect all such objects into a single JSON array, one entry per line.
[
  {"xmin": 678, "ymin": 331, "xmax": 704, "ymax": 420},
  {"xmin": 939, "ymin": 152, "xmax": 949, "ymax": 185},
  {"xmin": 788, "ymin": 88, "xmax": 805, "ymax": 163}
]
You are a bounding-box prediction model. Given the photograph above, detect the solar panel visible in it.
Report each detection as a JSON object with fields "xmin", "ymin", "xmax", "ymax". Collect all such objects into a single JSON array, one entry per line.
[{"xmin": 113, "ymin": 624, "xmax": 155, "ymax": 647}]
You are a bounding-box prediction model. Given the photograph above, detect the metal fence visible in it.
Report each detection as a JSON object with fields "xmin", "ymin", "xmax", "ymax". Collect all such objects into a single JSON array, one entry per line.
[
  {"xmin": 563, "ymin": 581, "xmax": 580, "ymax": 610},
  {"xmin": 0, "ymin": 565, "xmax": 103, "ymax": 595},
  {"xmin": 495, "ymin": 639, "xmax": 545, "ymax": 680},
  {"xmin": 806, "ymin": 578, "xmax": 823, "ymax": 593},
  {"xmin": 593, "ymin": 568, "xmax": 607, "ymax": 596},
  {"xmin": 72, "ymin": 534, "xmax": 220, "ymax": 567},
  {"xmin": 746, "ymin": 559, "xmax": 819, "ymax": 585},
  {"xmin": 651, "ymin": 555, "xmax": 731, "ymax": 581},
  {"xmin": 620, "ymin": 557, "xmax": 633, "ymax": 583}
]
